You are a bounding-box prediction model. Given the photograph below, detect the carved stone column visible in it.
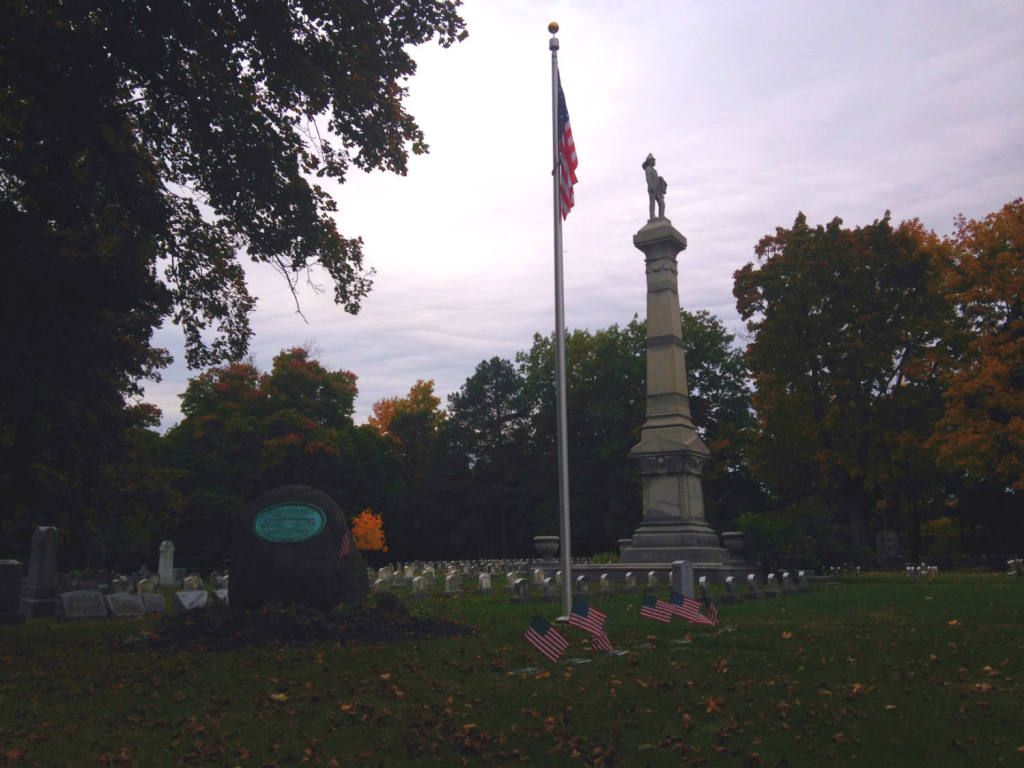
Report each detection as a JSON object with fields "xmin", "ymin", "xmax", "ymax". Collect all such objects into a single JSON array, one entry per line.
[{"xmin": 620, "ymin": 218, "xmax": 727, "ymax": 564}]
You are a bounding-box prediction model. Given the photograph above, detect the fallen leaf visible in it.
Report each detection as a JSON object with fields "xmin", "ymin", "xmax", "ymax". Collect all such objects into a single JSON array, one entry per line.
[{"xmin": 269, "ymin": 693, "xmax": 288, "ymax": 702}]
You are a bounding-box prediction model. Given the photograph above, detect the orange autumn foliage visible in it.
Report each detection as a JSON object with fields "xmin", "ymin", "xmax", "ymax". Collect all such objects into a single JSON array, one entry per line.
[{"xmin": 351, "ymin": 508, "xmax": 388, "ymax": 552}]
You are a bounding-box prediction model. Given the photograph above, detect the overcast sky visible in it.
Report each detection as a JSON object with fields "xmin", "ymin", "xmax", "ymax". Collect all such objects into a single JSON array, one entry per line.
[{"xmin": 145, "ymin": 0, "xmax": 1024, "ymax": 429}]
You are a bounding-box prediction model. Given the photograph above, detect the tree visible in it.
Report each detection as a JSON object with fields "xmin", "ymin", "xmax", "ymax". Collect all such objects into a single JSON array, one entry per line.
[
  {"xmin": 0, "ymin": 0, "xmax": 465, "ymax": 552},
  {"xmin": 734, "ymin": 212, "xmax": 952, "ymax": 558},
  {"xmin": 930, "ymin": 199, "xmax": 1024, "ymax": 492},
  {"xmin": 445, "ymin": 357, "xmax": 533, "ymax": 556},
  {"xmin": 164, "ymin": 347, "xmax": 396, "ymax": 564},
  {"xmin": 351, "ymin": 509, "xmax": 388, "ymax": 553}
]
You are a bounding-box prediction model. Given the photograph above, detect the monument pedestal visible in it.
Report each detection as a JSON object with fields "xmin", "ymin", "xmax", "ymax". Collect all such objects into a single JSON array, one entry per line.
[{"xmin": 619, "ymin": 218, "xmax": 728, "ymax": 567}]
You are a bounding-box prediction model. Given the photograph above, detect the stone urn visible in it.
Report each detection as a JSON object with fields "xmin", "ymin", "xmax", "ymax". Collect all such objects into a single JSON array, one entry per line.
[
  {"xmin": 532, "ymin": 536, "xmax": 560, "ymax": 561},
  {"xmin": 721, "ymin": 531, "xmax": 748, "ymax": 561}
]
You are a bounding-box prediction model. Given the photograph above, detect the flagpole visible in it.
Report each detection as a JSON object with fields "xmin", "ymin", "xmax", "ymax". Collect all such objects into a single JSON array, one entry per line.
[{"xmin": 549, "ymin": 22, "xmax": 573, "ymax": 621}]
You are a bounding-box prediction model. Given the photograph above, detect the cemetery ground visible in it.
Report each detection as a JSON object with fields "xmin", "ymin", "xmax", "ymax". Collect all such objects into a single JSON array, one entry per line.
[{"xmin": 1, "ymin": 573, "xmax": 1022, "ymax": 767}]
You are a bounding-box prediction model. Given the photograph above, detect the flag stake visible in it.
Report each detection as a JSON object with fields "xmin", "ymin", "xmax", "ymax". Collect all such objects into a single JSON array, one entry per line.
[{"xmin": 549, "ymin": 22, "xmax": 573, "ymax": 622}]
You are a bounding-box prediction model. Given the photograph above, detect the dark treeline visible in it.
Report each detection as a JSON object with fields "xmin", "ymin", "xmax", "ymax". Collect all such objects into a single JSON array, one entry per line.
[{"xmin": 2, "ymin": 202, "xmax": 1022, "ymax": 572}]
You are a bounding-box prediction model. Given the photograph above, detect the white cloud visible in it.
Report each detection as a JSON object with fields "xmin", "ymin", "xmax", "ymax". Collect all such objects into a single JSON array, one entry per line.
[{"xmin": 143, "ymin": 0, "xmax": 1024, "ymax": 429}]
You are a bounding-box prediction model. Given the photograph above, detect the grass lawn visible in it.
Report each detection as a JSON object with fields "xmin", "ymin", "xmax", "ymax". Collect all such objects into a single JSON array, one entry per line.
[{"xmin": 1, "ymin": 571, "xmax": 1022, "ymax": 767}]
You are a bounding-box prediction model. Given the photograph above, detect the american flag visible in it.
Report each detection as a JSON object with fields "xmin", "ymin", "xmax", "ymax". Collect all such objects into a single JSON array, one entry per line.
[
  {"xmin": 640, "ymin": 594, "xmax": 673, "ymax": 623},
  {"xmin": 557, "ymin": 74, "xmax": 578, "ymax": 219},
  {"xmin": 669, "ymin": 592, "xmax": 713, "ymax": 625},
  {"xmin": 706, "ymin": 603, "xmax": 719, "ymax": 627},
  {"xmin": 338, "ymin": 532, "xmax": 353, "ymax": 559},
  {"xmin": 525, "ymin": 615, "xmax": 569, "ymax": 663},
  {"xmin": 569, "ymin": 598, "xmax": 613, "ymax": 652}
]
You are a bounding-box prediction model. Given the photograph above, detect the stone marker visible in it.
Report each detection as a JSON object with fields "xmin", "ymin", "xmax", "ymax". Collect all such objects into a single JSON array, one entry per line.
[
  {"xmin": 112, "ymin": 576, "xmax": 131, "ymax": 594},
  {"xmin": 797, "ymin": 571, "xmax": 809, "ymax": 593},
  {"xmin": 57, "ymin": 590, "xmax": 108, "ymax": 620},
  {"xmin": 763, "ymin": 573, "xmax": 778, "ymax": 599},
  {"xmin": 671, "ymin": 561, "xmax": 694, "ymax": 598},
  {"xmin": 20, "ymin": 526, "xmax": 59, "ymax": 618},
  {"xmin": 575, "ymin": 574, "xmax": 589, "ymax": 593},
  {"xmin": 542, "ymin": 577, "xmax": 557, "ymax": 602},
  {"xmin": 744, "ymin": 574, "xmax": 761, "ymax": 600},
  {"xmin": 182, "ymin": 575, "xmax": 201, "ymax": 591},
  {"xmin": 555, "ymin": 570, "xmax": 563, "ymax": 587},
  {"xmin": 0, "ymin": 560, "xmax": 25, "ymax": 625},
  {"xmin": 624, "ymin": 572, "xmax": 636, "ymax": 593},
  {"xmin": 410, "ymin": 576, "xmax": 428, "ymax": 600},
  {"xmin": 141, "ymin": 593, "xmax": 167, "ymax": 614},
  {"xmin": 699, "ymin": 576, "xmax": 714, "ymax": 606},
  {"xmin": 511, "ymin": 578, "xmax": 530, "ymax": 603},
  {"xmin": 647, "ymin": 571, "xmax": 659, "ymax": 589},
  {"xmin": 136, "ymin": 578, "xmax": 156, "ymax": 594},
  {"xmin": 600, "ymin": 574, "xmax": 613, "ymax": 593},
  {"xmin": 230, "ymin": 485, "xmax": 369, "ymax": 611},
  {"xmin": 782, "ymin": 572, "xmax": 796, "ymax": 595},
  {"xmin": 533, "ymin": 568, "xmax": 545, "ymax": 585},
  {"xmin": 477, "ymin": 573, "xmax": 493, "ymax": 594},
  {"xmin": 158, "ymin": 540, "xmax": 175, "ymax": 587},
  {"xmin": 174, "ymin": 590, "xmax": 210, "ymax": 613},
  {"xmin": 444, "ymin": 573, "xmax": 461, "ymax": 595},
  {"xmin": 723, "ymin": 576, "xmax": 738, "ymax": 604},
  {"xmin": 106, "ymin": 593, "xmax": 145, "ymax": 617}
]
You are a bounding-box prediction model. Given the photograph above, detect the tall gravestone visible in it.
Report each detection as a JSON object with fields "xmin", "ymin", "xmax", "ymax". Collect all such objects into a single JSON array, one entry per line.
[
  {"xmin": 157, "ymin": 540, "xmax": 175, "ymax": 587},
  {"xmin": 230, "ymin": 485, "xmax": 369, "ymax": 611},
  {"xmin": 619, "ymin": 157, "xmax": 727, "ymax": 567},
  {"xmin": 20, "ymin": 526, "xmax": 59, "ymax": 618}
]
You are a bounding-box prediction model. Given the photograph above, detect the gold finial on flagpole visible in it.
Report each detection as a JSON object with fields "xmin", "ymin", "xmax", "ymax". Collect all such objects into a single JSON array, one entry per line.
[{"xmin": 548, "ymin": 21, "xmax": 559, "ymax": 34}]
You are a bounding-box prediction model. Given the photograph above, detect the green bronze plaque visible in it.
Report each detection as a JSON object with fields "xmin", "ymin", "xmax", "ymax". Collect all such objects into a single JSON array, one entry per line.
[{"xmin": 254, "ymin": 502, "xmax": 326, "ymax": 543}]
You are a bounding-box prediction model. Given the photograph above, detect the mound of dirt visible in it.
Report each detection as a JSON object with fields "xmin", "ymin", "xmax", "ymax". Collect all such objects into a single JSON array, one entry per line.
[{"xmin": 147, "ymin": 592, "xmax": 473, "ymax": 650}]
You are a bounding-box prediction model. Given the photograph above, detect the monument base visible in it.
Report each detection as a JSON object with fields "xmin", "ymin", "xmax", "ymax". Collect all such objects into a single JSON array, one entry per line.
[
  {"xmin": 619, "ymin": 518, "xmax": 728, "ymax": 564},
  {"xmin": 20, "ymin": 585, "xmax": 58, "ymax": 618}
]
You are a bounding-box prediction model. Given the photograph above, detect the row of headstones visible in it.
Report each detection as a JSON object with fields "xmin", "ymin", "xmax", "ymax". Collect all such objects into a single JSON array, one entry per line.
[
  {"xmin": 374, "ymin": 557, "xmax": 595, "ymax": 583},
  {"xmin": 907, "ymin": 564, "xmax": 940, "ymax": 577},
  {"xmin": 59, "ymin": 570, "xmax": 229, "ymax": 595},
  {"xmin": 371, "ymin": 568, "xmax": 811, "ymax": 603},
  {"xmin": 54, "ymin": 586, "xmax": 231, "ymax": 620},
  {"xmin": 720, "ymin": 571, "xmax": 811, "ymax": 604},
  {"xmin": 824, "ymin": 565, "xmax": 862, "ymax": 576},
  {"xmin": 1006, "ymin": 559, "xmax": 1023, "ymax": 576}
]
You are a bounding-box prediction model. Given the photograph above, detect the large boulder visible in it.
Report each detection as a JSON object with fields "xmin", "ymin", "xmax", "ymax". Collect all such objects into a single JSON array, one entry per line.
[{"xmin": 230, "ymin": 485, "xmax": 369, "ymax": 611}]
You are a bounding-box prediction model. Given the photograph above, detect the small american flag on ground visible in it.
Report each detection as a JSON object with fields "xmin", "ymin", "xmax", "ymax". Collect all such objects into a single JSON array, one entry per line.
[
  {"xmin": 525, "ymin": 615, "xmax": 569, "ymax": 663},
  {"xmin": 556, "ymin": 74, "xmax": 578, "ymax": 219},
  {"xmin": 669, "ymin": 592, "xmax": 713, "ymax": 625},
  {"xmin": 569, "ymin": 597, "xmax": 613, "ymax": 652},
  {"xmin": 706, "ymin": 603, "xmax": 719, "ymax": 626},
  {"xmin": 640, "ymin": 594, "xmax": 673, "ymax": 623},
  {"xmin": 338, "ymin": 532, "xmax": 353, "ymax": 558}
]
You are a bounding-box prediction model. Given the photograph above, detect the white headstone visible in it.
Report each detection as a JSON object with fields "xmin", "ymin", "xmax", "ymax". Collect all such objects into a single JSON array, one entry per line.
[
  {"xmin": 57, "ymin": 590, "xmax": 108, "ymax": 620},
  {"xmin": 106, "ymin": 593, "xmax": 145, "ymax": 617},
  {"xmin": 624, "ymin": 572, "xmax": 636, "ymax": 592},
  {"xmin": 173, "ymin": 590, "xmax": 210, "ymax": 612},
  {"xmin": 478, "ymin": 573, "xmax": 492, "ymax": 593},
  {"xmin": 157, "ymin": 540, "xmax": 175, "ymax": 587},
  {"xmin": 575, "ymin": 574, "xmax": 589, "ymax": 593},
  {"xmin": 671, "ymin": 561, "xmax": 694, "ymax": 598},
  {"xmin": 141, "ymin": 593, "xmax": 167, "ymax": 613}
]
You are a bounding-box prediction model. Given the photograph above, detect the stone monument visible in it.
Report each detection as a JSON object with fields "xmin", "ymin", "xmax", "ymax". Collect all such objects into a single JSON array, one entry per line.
[
  {"xmin": 619, "ymin": 156, "xmax": 727, "ymax": 567},
  {"xmin": 230, "ymin": 485, "xmax": 369, "ymax": 611},
  {"xmin": 20, "ymin": 526, "xmax": 59, "ymax": 618}
]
